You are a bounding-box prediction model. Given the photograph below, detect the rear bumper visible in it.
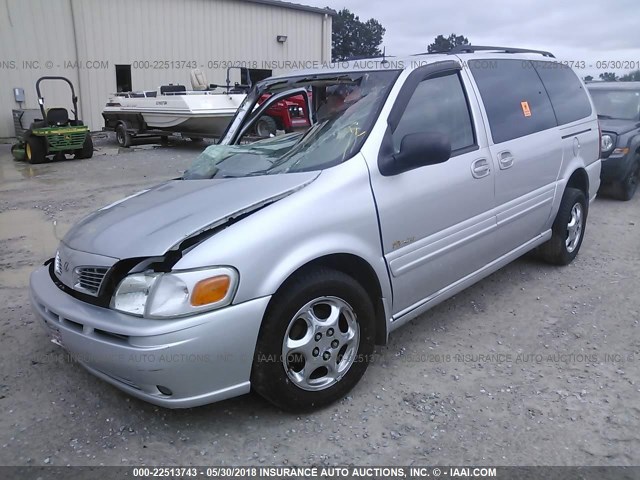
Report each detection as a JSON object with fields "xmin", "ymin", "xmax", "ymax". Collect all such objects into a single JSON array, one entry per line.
[{"xmin": 29, "ymin": 265, "xmax": 270, "ymax": 408}]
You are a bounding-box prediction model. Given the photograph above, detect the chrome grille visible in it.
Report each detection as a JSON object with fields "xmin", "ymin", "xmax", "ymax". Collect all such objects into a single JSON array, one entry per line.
[
  {"xmin": 54, "ymin": 251, "xmax": 62, "ymax": 277},
  {"xmin": 74, "ymin": 267, "xmax": 109, "ymax": 295}
]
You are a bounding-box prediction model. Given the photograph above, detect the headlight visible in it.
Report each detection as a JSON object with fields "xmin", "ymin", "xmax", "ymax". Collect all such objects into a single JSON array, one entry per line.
[
  {"xmin": 601, "ymin": 134, "xmax": 615, "ymax": 153},
  {"xmin": 111, "ymin": 267, "xmax": 238, "ymax": 318}
]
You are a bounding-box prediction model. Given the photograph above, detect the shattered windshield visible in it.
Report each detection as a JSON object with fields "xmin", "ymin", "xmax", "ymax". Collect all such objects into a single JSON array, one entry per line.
[{"xmin": 184, "ymin": 70, "xmax": 400, "ymax": 179}]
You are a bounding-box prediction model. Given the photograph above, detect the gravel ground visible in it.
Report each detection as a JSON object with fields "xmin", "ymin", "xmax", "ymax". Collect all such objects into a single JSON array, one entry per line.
[{"xmin": 0, "ymin": 135, "xmax": 639, "ymax": 467}]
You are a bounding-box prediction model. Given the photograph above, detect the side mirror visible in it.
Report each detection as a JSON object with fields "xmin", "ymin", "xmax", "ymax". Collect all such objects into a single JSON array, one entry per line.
[{"xmin": 382, "ymin": 132, "xmax": 451, "ymax": 175}]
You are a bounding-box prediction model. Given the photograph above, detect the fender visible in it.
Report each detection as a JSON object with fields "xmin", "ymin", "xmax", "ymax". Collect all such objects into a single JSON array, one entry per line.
[
  {"xmin": 624, "ymin": 133, "xmax": 640, "ymax": 169},
  {"xmin": 172, "ymin": 154, "xmax": 394, "ymax": 322}
]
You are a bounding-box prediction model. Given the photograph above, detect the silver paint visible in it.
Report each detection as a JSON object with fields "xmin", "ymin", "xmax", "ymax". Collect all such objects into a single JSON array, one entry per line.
[{"xmin": 30, "ymin": 51, "xmax": 602, "ymax": 408}]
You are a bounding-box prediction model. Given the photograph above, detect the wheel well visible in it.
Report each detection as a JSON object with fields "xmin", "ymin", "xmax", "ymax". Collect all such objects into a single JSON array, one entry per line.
[
  {"xmin": 281, "ymin": 254, "xmax": 389, "ymax": 345},
  {"xmin": 566, "ymin": 168, "xmax": 589, "ymax": 197}
]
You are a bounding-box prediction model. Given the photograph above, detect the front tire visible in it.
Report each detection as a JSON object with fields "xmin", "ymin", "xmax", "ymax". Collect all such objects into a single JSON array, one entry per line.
[
  {"xmin": 74, "ymin": 134, "xmax": 93, "ymax": 159},
  {"xmin": 537, "ymin": 187, "xmax": 587, "ymax": 265},
  {"xmin": 255, "ymin": 115, "xmax": 277, "ymax": 137},
  {"xmin": 25, "ymin": 136, "xmax": 46, "ymax": 164},
  {"xmin": 251, "ymin": 268, "xmax": 375, "ymax": 412},
  {"xmin": 10, "ymin": 143, "xmax": 21, "ymax": 160},
  {"xmin": 614, "ymin": 159, "xmax": 639, "ymax": 201}
]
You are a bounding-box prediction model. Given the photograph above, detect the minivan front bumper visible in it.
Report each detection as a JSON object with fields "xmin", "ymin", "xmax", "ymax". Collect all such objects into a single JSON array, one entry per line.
[{"xmin": 29, "ymin": 265, "xmax": 269, "ymax": 408}]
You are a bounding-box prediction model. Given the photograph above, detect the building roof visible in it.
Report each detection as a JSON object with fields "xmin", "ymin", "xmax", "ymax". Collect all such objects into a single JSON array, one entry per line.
[{"xmin": 244, "ymin": 0, "xmax": 336, "ymax": 15}]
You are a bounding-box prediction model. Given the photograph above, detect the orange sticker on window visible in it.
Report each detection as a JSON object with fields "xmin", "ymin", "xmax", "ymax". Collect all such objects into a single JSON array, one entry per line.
[{"xmin": 521, "ymin": 101, "xmax": 531, "ymax": 117}]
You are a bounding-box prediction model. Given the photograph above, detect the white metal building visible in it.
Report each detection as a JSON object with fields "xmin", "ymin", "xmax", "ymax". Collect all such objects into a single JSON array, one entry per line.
[{"xmin": 0, "ymin": 0, "xmax": 333, "ymax": 138}]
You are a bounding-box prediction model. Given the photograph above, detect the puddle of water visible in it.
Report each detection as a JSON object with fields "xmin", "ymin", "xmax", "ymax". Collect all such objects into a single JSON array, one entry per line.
[
  {"xmin": 0, "ymin": 148, "xmax": 52, "ymax": 186},
  {"xmin": 0, "ymin": 145, "xmax": 120, "ymax": 188},
  {"xmin": 0, "ymin": 209, "xmax": 71, "ymax": 288}
]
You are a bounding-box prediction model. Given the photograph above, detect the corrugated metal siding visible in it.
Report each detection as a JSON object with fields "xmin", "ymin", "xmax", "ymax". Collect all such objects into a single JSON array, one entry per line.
[
  {"xmin": 0, "ymin": 0, "xmax": 81, "ymax": 137},
  {"xmin": 0, "ymin": 0, "xmax": 332, "ymax": 137}
]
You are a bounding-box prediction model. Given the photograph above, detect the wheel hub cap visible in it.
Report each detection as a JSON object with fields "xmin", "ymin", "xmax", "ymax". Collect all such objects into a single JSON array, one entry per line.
[
  {"xmin": 566, "ymin": 202, "xmax": 583, "ymax": 253},
  {"xmin": 282, "ymin": 296, "xmax": 360, "ymax": 391}
]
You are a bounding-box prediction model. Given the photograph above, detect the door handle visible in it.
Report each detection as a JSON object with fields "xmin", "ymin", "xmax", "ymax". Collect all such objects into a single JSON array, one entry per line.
[
  {"xmin": 471, "ymin": 158, "xmax": 490, "ymax": 179},
  {"xmin": 498, "ymin": 151, "xmax": 514, "ymax": 170}
]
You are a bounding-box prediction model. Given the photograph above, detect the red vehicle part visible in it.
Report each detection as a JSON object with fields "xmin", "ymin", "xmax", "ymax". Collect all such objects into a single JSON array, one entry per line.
[{"xmin": 260, "ymin": 93, "xmax": 311, "ymax": 133}]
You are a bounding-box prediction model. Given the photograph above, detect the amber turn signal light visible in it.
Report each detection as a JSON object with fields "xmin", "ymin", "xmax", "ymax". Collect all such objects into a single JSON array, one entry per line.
[{"xmin": 190, "ymin": 275, "xmax": 231, "ymax": 306}]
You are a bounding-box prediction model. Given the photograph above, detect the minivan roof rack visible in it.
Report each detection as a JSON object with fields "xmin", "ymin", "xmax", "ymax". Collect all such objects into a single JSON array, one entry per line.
[{"xmin": 448, "ymin": 45, "xmax": 555, "ymax": 58}]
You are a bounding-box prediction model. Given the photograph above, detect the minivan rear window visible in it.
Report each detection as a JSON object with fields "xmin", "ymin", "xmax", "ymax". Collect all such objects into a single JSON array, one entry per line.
[
  {"xmin": 532, "ymin": 61, "xmax": 592, "ymax": 125},
  {"xmin": 469, "ymin": 59, "xmax": 557, "ymax": 144}
]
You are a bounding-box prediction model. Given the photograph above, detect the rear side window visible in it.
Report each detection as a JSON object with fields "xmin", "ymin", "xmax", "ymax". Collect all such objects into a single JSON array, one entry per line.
[
  {"xmin": 533, "ymin": 61, "xmax": 592, "ymax": 124},
  {"xmin": 469, "ymin": 59, "xmax": 557, "ymax": 144},
  {"xmin": 392, "ymin": 72, "xmax": 475, "ymax": 153}
]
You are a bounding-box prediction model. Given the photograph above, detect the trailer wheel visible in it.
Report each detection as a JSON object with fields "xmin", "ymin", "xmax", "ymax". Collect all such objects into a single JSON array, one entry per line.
[
  {"xmin": 25, "ymin": 136, "xmax": 46, "ymax": 164},
  {"xmin": 115, "ymin": 124, "xmax": 132, "ymax": 148}
]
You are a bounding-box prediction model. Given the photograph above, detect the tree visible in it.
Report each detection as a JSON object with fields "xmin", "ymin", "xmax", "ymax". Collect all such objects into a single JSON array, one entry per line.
[
  {"xmin": 427, "ymin": 33, "xmax": 470, "ymax": 53},
  {"xmin": 583, "ymin": 75, "xmax": 593, "ymax": 82},
  {"xmin": 331, "ymin": 9, "xmax": 386, "ymax": 61},
  {"xmin": 620, "ymin": 70, "xmax": 640, "ymax": 82},
  {"xmin": 599, "ymin": 72, "xmax": 618, "ymax": 82}
]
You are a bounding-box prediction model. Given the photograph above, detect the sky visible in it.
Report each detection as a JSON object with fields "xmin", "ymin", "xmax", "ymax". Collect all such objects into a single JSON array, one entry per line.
[{"xmin": 305, "ymin": 0, "xmax": 640, "ymax": 78}]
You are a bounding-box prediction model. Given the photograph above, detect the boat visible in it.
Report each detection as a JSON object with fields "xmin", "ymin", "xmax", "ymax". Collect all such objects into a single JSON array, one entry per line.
[{"xmin": 101, "ymin": 69, "xmax": 249, "ymax": 145}]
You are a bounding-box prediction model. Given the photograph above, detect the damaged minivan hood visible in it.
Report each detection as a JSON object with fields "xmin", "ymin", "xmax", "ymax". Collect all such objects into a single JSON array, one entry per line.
[{"xmin": 62, "ymin": 172, "xmax": 319, "ymax": 259}]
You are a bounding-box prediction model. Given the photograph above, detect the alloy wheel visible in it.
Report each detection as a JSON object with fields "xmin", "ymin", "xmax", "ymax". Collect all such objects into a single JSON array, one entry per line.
[
  {"xmin": 565, "ymin": 202, "xmax": 583, "ymax": 253},
  {"xmin": 282, "ymin": 296, "xmax": 360, "ymax": 391}
]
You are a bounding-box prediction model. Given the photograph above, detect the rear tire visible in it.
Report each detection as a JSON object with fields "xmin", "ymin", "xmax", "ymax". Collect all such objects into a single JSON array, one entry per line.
[
  {"xmin": 74, "ymin": 134, "xmax": 94, "ymax": 159},
  {"xmin": 613, "ymin": 159, "xmax": 639, "ymax": 201},
  {"xmin": 25, "ymin": 136, "xmax": 46, "ymax": 164},
  {"xmin": 251, "ymin": 268, "xmax": 375, "ymax": 412},
  {"xmin": 537, "ymin": 187, "xmax": 587, "ymax": 265},
  {"xmin": 115, "ymin": 124, "xmax": 131, "ymax": 148}
]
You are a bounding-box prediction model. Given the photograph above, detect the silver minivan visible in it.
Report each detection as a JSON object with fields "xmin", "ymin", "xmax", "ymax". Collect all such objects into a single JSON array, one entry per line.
[{"xmin": 30, "ymin": 46, "xmax": 601, "ymax": 411}]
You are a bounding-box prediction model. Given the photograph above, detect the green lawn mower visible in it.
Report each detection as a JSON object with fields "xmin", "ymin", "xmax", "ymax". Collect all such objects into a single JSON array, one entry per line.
[{"xmin": 11, "ymin": 76, "xmax": 93, "ymax": 164}]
